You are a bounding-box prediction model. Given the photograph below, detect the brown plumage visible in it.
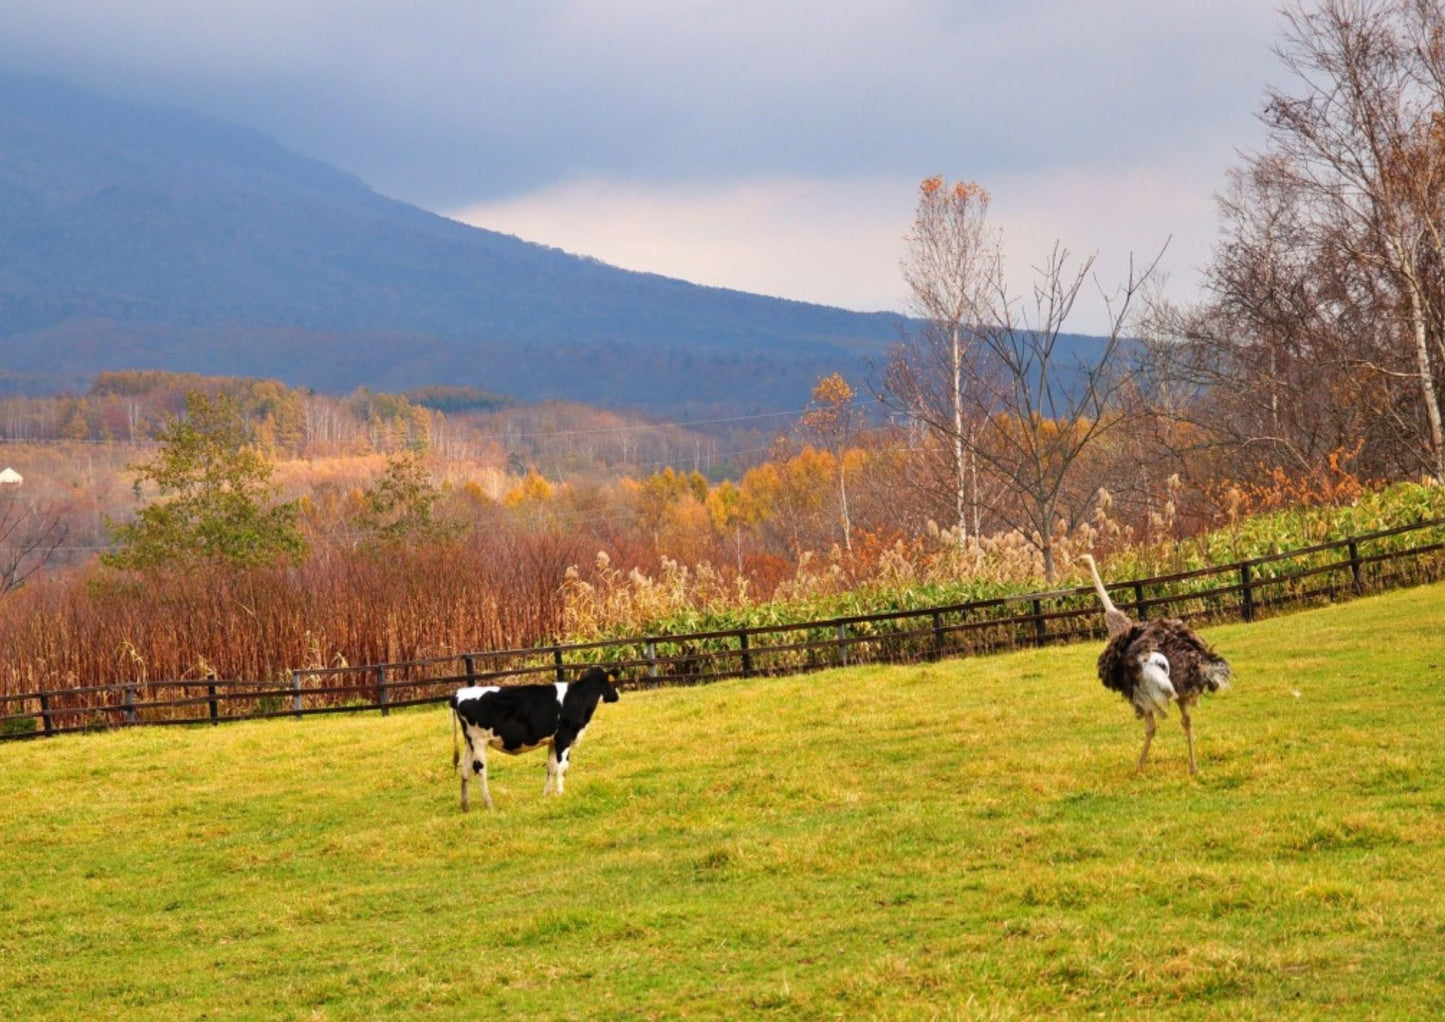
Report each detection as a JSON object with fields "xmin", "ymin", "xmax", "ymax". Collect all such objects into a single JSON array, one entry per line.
[{"xmin": 1080, "ymin": 554, "xmax": 1232, "ymax": 775}]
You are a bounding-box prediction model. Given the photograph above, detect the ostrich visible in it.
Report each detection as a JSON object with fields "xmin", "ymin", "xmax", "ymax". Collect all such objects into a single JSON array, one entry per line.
[{"xmin": 1079, "ymin": 554, "xmax": 1232, "ymax": 775}]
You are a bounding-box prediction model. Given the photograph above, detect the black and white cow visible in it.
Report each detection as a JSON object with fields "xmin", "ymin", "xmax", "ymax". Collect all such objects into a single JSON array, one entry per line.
[{"xmin": 449, "ymin": 666, "xmax": 621, "ymax": 811}]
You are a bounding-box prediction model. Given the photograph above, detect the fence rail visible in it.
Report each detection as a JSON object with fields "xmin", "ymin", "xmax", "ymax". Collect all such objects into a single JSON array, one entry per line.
[{"xmin": 4, "ymin": 517, "xmax": 1444, "ymax": 741}]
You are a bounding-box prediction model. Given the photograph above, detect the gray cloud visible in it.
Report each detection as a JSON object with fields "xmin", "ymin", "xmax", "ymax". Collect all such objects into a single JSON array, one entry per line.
[
  {"xmin": 0, "ymin": 1, "xmax": 1287, "ymax": 323},
  {"xmin": 0, "ymin": 1, "xmax": 1279, "ymax": 207}
]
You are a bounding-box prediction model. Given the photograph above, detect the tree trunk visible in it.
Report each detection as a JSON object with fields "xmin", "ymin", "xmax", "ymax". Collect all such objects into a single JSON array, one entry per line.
[
  {"xmin": 968, "ymin": 428, "xmax": 981, "ymax": 540},
  {"xmin": 1406, "ymin": 284, "xmax": 1445, "ymax": 482},
  {"xmin": 951, "ymin": 324, "xmax": 967, "ymax": 542}
]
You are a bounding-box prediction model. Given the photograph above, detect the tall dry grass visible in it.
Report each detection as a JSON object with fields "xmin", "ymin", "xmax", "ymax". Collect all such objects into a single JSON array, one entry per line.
[{"xmin": 0, "ymin": 530, "xmax": 589, "ymax": 696}]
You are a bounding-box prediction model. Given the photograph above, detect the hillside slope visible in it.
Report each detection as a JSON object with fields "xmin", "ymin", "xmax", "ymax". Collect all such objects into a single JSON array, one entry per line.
[
  {"xmin": 3, "ymin": 583, "xmax": 1443, "ymax": 1018},
  {"xmin": 0, "ymin": 73, "xmax": 907, "ymax": 411}
]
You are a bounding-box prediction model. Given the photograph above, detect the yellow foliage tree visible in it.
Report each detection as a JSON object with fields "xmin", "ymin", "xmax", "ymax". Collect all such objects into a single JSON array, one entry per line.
[{"xmin": 800, "ymin": 373, "xmax": 861, "ymax": 552}]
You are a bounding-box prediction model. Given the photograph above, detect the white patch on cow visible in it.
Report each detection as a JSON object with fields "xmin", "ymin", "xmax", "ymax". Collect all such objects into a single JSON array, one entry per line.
[
  {"xmin": 453, "ymin": 685, "xmax": 501, "ymax": 704},
  {"xmin": 554, "ymin": 682, "xmax": 569, "ymax": 706}
]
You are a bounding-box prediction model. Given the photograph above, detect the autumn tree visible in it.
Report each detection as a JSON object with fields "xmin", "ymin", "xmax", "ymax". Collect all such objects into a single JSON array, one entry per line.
[
  {"xmin": 734, "ymin": 450, "xmax": 836, "ymax": 560},
  {"xmin": 884, "ymin": 178, "xmax": 1163, "ymax": 579},
  {"xmin": 104, "ymin": 391, "xmax": 307, "ymax": 571},
  {"xmin": 1163, "ymin": 0, "xmax": 1445, "ymax": 485},
  {"xmin": 632, "ymin": 467, "xmax": 708, "ymax": 550},
  {"xmin": 800, "ymin": 373, "xmax": 862, "ymax": 552},
  {"xmin": 0, "ymin": 487, "xmax": 67, "ymax": 595},
  {"xmin": 706, "ymin": 479, "xmax": 758, "ymax": 572},
  {"xmin": 502, "ymin": 470, "xmax": 558, "ymax": 529},
  {"xmin": 352, "ymin": 450, "xmax": 456, "ymax": 545},
  {"xmin": 884, "ymin": 177, "xmax": 998, "ymax": 540}
]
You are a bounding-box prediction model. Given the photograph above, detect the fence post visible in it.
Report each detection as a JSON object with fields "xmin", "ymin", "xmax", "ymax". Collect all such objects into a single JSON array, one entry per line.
[
  {"xmin": 292, "ymin": 670, "xmax": 304, "ymax": 719},
  {"xmin": 553, "ymin": 646, "xmax": 565, "ymax": 683},
  {"xmin": 123, "ymin": 684, "xmax": 136, "ymax": 724},
  {"xmin": 931, "ymin": 611, "xmax": 945, "ymax": 662},
  {"xmin": 1133, "ymin": 583, "xmax": 1148, "ymax": 622},
  {"xmin": 1240, "ymin": 563, "xmax": 1255, "ymax": 623},
  {"xmin": 836, "ymin": 623, "xmax": 848, "ymax": 666},
  {"xmin": 1031, "ymin": 599, "xmax": 1048, "ymax": 647},
  {"xmin": 739, "ymin": 630, "xmax": 754, "ymax": 678},
  {"xmin": 208, "ymin": 683, "xmax": 219, "ymax": 726},
  {"xmin": 1348, "ymin": 538, "xmax": 1364, "ymax": 595},
  {"xmin": 377, "ymin": 666, "xmax": 389, "ymax": 717},
  {"xmin": 645, "ymin": 641, "xmax": 659, "ymax": 681},
  {"xmin": 39, "ymin": 691, "xmax": 53, "ymax": 735},
  {"xmin": 464, "ymin": 655, "xmax": 476, "ymax": 684}
]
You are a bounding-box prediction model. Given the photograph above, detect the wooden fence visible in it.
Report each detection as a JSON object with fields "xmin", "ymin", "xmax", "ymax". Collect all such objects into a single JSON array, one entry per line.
[{"xmin": 4, "ymin": 516, "xmax": 1443, "ymax": 741}]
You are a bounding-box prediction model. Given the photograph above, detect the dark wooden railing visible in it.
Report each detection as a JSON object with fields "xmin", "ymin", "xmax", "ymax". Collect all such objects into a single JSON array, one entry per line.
[{"xmin": 4, "ymin": 516, "xmax": 1443, "ymax": 741}]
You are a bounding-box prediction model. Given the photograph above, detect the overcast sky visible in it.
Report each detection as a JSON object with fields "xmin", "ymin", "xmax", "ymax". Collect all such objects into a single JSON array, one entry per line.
[{"xmin": 1, "ymin": 1, "xmax": 1285, "ymax": 332}]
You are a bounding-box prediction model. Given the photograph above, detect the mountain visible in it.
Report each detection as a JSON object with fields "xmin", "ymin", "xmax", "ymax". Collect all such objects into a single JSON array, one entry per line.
[{"xmin": 0, "ymin": 73, "xmax": 909, "ymax": 413}]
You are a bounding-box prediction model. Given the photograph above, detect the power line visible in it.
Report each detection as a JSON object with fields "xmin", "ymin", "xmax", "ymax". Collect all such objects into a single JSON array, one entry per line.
[{"xmin": 465, "ymin": 408, "xmax": 805, "ymax": 443}]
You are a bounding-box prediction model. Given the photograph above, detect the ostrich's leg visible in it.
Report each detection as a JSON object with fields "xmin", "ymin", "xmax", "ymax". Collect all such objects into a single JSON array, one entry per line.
[
  {"xmin": 1180, "ymin": 700, "xmax": 1197, "ymax": 775},
  {"xmin": 1137, "ymin": 711, "xmax": 1157, "ymax": 773}
]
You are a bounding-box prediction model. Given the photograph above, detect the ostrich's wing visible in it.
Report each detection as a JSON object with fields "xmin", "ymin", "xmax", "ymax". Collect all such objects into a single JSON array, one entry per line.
[
  {"xmin": 1141, "ymin": 620, "xmax": 1233, "ymax": 695},
  {"xmin": 1096, "ymin": 627, "xmax": 1146, "ymax": 698}
]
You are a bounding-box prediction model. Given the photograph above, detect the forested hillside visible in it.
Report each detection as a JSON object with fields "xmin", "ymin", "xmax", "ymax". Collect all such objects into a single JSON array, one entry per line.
[{"xmin": 0, "ymin": 72, "xmax": 907, "ymax": 412}]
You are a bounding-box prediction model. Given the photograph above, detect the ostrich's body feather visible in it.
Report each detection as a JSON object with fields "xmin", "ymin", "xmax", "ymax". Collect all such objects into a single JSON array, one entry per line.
[{"xmin": 1096, "ymin": 619, "xmax": 1232, "ymax": 718}]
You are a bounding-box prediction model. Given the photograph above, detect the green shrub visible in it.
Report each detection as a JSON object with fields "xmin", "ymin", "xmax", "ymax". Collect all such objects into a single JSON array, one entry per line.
[{"xmin": 0, "ymin": 715, "xmax": 38, "ymax": 737}]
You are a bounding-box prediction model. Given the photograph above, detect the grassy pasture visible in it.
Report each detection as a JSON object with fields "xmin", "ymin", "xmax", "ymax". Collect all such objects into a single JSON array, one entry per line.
[{"xmin": 3, "ymin": 584, "xmax": 1444, "ymax": 1020}]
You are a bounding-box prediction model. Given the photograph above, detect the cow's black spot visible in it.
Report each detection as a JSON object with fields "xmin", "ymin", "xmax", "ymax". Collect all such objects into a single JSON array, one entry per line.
[{"xmin": 473, "ymin": 761, "xmax": 483, "ymax": 773}]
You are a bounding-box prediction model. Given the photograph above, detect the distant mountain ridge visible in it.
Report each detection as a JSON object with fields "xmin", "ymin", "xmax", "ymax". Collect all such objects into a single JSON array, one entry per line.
[{"xmin": 0, "ymin": 73, "xmax": 910, "ymax": 412}]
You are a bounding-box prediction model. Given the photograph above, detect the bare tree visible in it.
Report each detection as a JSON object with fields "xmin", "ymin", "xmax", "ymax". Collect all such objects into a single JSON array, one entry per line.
[
  {"xmin": 1248, "ymin": 0, "xmax": 1445, "ymax": 481},
  {"xmin": 964, "ymin": 244, "xmax": 1164, "ymax": 580},
  {"xmin": 0, "ymin": 488, "xmax": 68, "ymax": 595},
  {"xmin": 883, "ymin": 176, "xmax": 1164, "ymax": 579},
  {"xmin": 1144, "ymin": 155, "xmax": 1413, "ymax": 483}
]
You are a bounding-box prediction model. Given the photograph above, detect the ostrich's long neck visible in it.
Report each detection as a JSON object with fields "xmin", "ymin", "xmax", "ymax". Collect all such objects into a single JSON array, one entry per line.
[{"xmin": 1082, "ymin": 555, "xmax": 1132, "ymax": 637}]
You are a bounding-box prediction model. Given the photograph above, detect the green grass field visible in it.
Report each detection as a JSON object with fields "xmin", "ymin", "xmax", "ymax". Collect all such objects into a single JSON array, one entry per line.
[{"xmin": 3, "ymin": 584, "xmax": 1444, "ymax": 1020}]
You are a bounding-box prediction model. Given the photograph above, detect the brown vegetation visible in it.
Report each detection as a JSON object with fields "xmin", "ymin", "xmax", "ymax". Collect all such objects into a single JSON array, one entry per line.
[{"xmin": 0, "ymin": 354, "xmax": 1424, "ymax": 701}]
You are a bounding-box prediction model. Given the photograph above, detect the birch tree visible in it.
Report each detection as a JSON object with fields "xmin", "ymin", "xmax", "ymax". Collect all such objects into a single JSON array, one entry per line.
[
  {"xmin": 884, "ymin": 177, "xmax": 1162, "ymax": 580},
  {"xmin": 1234, "ymin": 0, "xmax": 1445, "ymax": 481},
  {"xmin": 885, "ymin": 176, "xmax": 999, "ymax": 541}
]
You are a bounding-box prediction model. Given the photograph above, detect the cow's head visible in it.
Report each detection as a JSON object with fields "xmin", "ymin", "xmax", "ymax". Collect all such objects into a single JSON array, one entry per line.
[{"xmin": 579, "ymin": 665, "xmax": 622, "ymax": 703}]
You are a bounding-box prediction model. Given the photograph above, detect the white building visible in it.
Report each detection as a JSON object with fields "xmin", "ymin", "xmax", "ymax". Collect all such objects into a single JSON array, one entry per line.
[{"xmin": 0, "ymin": 468, "xmax": 22, "ymax": 485}]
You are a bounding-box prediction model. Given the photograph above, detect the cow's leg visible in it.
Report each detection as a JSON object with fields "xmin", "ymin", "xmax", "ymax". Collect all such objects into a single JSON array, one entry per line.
[
  {"xmin": 476, "ymin": 746, "xmax": 494, "ymax": 810},
  {"xmin": 459, "ymin": 731, "xmax": 472, "ymax": 812},
  {"xmin": 462, "ymin": 739, "xmax": 493, "ymax": 811},
  {"xmin": 543, "ymin": 747, "xmax": 558, "ymax": 795},
  {"xmin": 554, "ymin": 744, "xmax": 570, "ymax": 796}
]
